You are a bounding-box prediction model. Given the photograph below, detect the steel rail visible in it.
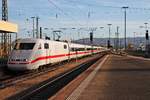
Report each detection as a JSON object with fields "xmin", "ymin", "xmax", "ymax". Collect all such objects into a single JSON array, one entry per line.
[
  {"xmin": 0, "ymin": 53, "xmax": 103, "ymax": 89},
  {"xmin": 7, "ymin": 54, "xmax": 105, "ymax": 100}
]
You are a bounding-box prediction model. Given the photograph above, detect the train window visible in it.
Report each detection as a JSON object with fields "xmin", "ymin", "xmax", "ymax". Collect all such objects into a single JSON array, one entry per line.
[
  {"xmin": 87, "ymin": 48, "xmax": 92, "ymax": 50},
  {"xmin": 14, "ymin": 43, "xmax": 19, "ymax": 50},
  {"xmin": 71, "ymin": 48, "xmax": 76, "ymax": 51},
  {"xmin": 44, "ymin": 43, "xmax": 49, "ymax": 49},
  {"xmin": 79, "ymin": 48, "xmax": 85, "ymax": 51},
  {"xmin": 14, "ymin": 43, "xmax": 35, "ymax": 50},
  {"xmin": 71, "ymin": 48, "xmax": 85, "ymax": 51},
  {"xmin": 87, "ymin": 48, "xmax": 97, "ymax": 50},
  {"xmin": 64, "ymin": 45, "xmax": 67, "ymax": 49}
]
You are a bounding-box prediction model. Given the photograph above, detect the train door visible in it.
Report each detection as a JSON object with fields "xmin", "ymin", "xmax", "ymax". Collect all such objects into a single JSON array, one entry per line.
[
  {"xmin": 44, "ymin": 43, "xmax": 50, "ymax": 64},
  {"xmin": 67, "ymin": 43, "xmax": 70, "ymax": 60}
]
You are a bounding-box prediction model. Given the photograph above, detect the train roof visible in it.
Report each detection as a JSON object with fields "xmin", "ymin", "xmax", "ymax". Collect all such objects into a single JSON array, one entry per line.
[{"xmin": 15, "ymin": 38, "xmax": 105, "ymax": 48}]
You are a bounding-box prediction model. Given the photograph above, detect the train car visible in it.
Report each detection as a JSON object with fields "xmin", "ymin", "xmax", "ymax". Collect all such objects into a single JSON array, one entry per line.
[{"xmin": 7, "ymin": 38, "xmax": 107, "ymax": 71}]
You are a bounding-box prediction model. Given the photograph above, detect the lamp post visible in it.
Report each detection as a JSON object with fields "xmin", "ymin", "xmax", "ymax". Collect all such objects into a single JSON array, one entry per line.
[
  {"xmin": 31, "ymin": 17, "xmax": 35, "ymax": 38},
  {"xmin": 122, "ymin": 6, "xmax": 129, "ymax": 50},
  {"xmin": 144, "ymin": 23, "xmax": 149, "ymax": 56},
  {"xmin": 107, "ymin": 24, "xmax": 112, "ymax": 48},
  {"xmin": 100, "ymin": 27, "xmax": 104, "ymax": 29},
  {"xmin": 99, "ymin": 27, "xmax": 105, "ymax": 46},
  {"xmin": 144, "ymin": 23, "xmax": 148, "ymax": 30},
  {"xmin": 43, "ymin": 28, "xmax": 48, "ymax": 39},
  {"xmin": 140, "ymin": 23, "xmax": 149, "ymax": 57},
  {"xmin": 100, "ymin": 27, "xmax": 104, "ymax": 37},
  {"xmin": 133, "ymin": 32, "xmax": 136, "ymax": 46},
  {"xmin": 115, "ymin": 26, "xmax": 119, "ymax": 51}
]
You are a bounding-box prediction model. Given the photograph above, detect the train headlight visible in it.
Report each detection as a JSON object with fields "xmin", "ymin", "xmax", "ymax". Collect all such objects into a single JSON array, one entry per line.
[
  {"xmin": 11, "ymin": 59, "xmax": 15, "ymax": 61},
  {"xmin": 8, "ymin": 58, "xmax": 10, "ymax": 61},
  {"xmin": 23, "ymin": 59, "xmax": 28, "ymax": 62}
]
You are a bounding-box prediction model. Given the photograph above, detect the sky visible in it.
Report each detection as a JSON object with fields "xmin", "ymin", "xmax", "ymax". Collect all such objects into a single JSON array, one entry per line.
[{"xmin": 1, "ymin": 0, "xmax": 150, "ymax": 40}]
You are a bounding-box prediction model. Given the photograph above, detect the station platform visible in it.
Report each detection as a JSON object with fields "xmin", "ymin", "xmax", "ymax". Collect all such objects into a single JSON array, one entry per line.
[{"xmin": 67, "ymin": 55, "xmax": 150, "ymax": 100}]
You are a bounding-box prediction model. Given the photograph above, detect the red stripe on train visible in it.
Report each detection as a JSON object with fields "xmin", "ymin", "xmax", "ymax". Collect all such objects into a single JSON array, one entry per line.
[{"xmin": 8, "ymin": 50, "xmax": 100, "ymax": 64}]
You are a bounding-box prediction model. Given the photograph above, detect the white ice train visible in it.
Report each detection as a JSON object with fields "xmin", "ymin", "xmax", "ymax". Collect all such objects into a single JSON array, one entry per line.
[{"xmin": 7, "ymin": 38, "xmax": 108, "ymax": 71}]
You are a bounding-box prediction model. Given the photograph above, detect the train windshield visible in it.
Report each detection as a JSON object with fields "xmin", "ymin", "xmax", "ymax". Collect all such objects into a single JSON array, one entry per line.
[{"xmin": 14, "ymin": 43, "xmax": 35, "ymax": 50}]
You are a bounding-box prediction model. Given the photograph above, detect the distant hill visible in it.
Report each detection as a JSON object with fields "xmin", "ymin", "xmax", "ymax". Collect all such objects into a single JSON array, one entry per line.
[{"xmin": 74, "ymin": 37, "xmax": 147, "ymax": 48}]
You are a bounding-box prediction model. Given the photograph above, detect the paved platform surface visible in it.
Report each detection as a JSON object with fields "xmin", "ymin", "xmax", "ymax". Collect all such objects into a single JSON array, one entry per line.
[{"xmin": 72, "ymin": 55, "xmax": 150, "ymax": 100}]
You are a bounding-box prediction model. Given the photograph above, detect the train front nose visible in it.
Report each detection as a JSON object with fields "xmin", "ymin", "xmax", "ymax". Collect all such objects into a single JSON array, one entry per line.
[
  {"xmin": 7, "ymin": 51, "xmax": 32, "ymax": 71},
  {"xmin": 7, "ymin": 42, "xmax": 36, "ymax": 71},
  {"xmin": 8, "ymin": 62, "xmax": 30, "ymax": 71}
]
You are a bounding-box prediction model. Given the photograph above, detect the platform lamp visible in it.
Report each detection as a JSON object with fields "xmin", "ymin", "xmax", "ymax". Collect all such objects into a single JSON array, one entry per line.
[
  {"xmin": 107, "ymin": 24, "xmax": 112, "ymax": 48},
  {"xmin": 145, "ymin": 23, "xmax": 149, "ymax": 57}
]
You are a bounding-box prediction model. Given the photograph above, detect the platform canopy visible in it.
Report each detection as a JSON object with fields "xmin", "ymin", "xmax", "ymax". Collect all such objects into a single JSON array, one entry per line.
[{"xmin": 0, "ymin": 20, "xmax": 18, "ymax": 33}]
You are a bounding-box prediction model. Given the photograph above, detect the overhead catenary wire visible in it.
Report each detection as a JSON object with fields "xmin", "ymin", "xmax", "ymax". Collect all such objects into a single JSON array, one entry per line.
[
  {"xmin": 63, "ymin": 0, "xmax": 150, "ymax": 11},
  {"xmin": 45, "ymin": 0, "xmax": 150, "ymax": 37},
  {"xmin": 47, "ymin": 0, "xmax": 83, "ymax": 27},
  {"xmin": 7, "ymin": 0, "xmax": 150, "ymax": 39}
]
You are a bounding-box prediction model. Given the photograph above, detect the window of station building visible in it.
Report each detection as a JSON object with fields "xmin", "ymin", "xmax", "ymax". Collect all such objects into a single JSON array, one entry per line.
[
  {"xmin": 44, "ymin": 43, "xmax": 49, "ymax": 49},
  {"xmin": 64, "ymin": 45, "xmax": 67, "ymax": 49}
]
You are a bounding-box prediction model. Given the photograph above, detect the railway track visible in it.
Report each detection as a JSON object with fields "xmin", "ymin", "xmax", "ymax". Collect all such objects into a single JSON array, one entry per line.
[
  {"xmin": 7, "ymin": 54, "xmax": 105, "ymax": 100},
  {"xmin": 0, "ymin": 53, "xmax": 103, "ymax": 89},
  {"xmin": 0, "ymin": 60, "xmax": 68, "ymax": 89}
]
